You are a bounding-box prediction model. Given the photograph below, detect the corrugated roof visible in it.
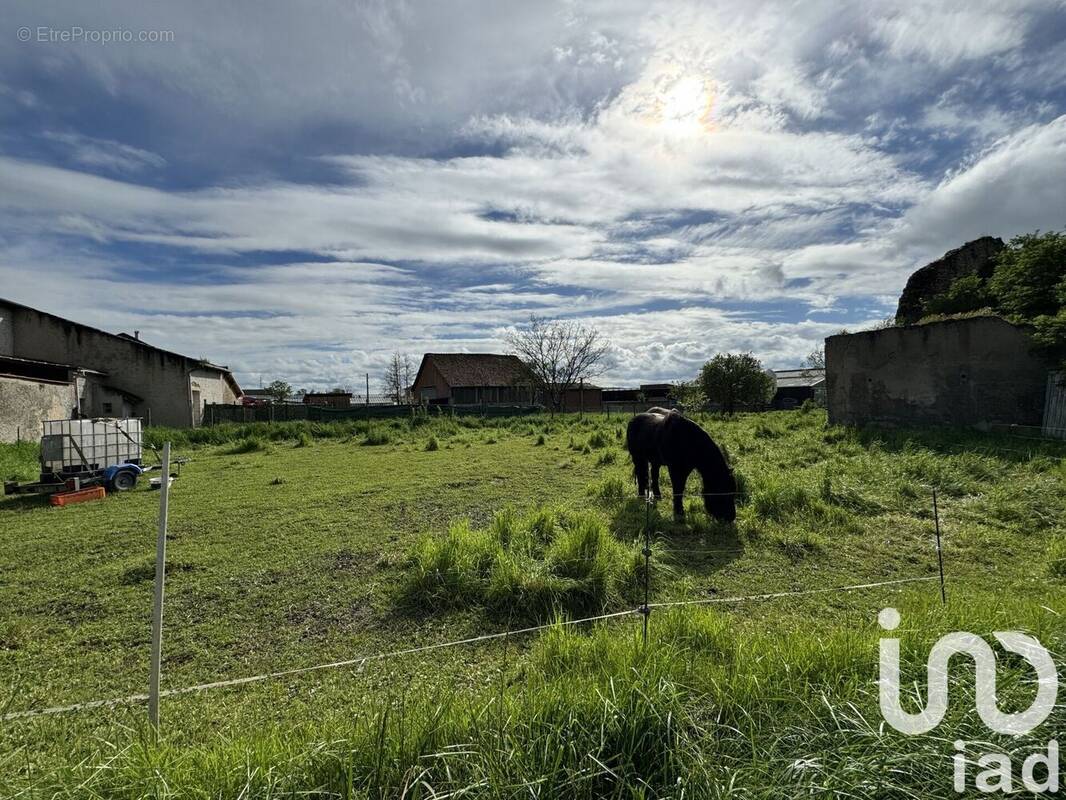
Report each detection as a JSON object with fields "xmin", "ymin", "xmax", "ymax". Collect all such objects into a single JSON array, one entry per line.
[
  {"xmin": 418, "ymin": 353, "xmax": 532, "ymax": 388},
  {"xmin": 773, "ymin": 368, "xmax": 825, "ymax": 388}
]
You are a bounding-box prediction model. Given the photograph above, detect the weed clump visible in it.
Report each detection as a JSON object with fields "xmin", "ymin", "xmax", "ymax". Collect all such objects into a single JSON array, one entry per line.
[
  {"xmin": 1049, "ymin": 535, "xmax": 1066, "ymax": 577},
  {"xmin": 224, "ymin": 436, "xmax": 270, "ymax": 454},
  {"xmin": 425, "ymin": 436, "xmax": 440, "ymax": 451},
  {"xmin": 405, "ymin": 507, "xmax": 647, "ymax": 621},
  {"xmin": 361, "ymin": 427, "xmax": 391, "ymax": 446},
  {"xmin": 294, "ymin": 431, "xmax": 313, "ymax": 448}
]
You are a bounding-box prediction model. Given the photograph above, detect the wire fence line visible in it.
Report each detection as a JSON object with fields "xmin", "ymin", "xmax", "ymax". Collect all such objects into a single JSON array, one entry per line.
[
  {"xmin": 1, "ymin": 576, "xmax": 938, "ymax": 723},
  {"xmin": 0, "ymin": 465, "xmax": 954, "ymax": 728}
]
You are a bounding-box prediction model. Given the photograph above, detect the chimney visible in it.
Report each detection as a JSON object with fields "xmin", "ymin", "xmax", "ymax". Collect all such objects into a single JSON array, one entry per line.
[{"xmin": 134, "ymin": 330, "xmax": 140, "ymax": 340}]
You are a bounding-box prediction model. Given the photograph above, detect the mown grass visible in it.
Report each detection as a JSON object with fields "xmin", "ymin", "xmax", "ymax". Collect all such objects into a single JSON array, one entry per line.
[{"xmin": 1, "ymin": 410, "xmax": 1064, "ymax": 798}]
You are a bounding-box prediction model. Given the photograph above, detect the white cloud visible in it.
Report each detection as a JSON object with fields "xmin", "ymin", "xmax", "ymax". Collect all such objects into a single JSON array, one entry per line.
[
  {"xmin": 42, "ymin": 131, "xmax": 166, "ymax": 173},
  {"xmin": 1, "ymin": 0, "xmax": 1065, "ymax": 388}
]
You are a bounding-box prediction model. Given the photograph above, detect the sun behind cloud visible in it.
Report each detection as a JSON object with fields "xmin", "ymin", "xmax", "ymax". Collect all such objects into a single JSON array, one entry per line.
[{"xmin": 656, "ymin": 73, "xmax": 716, "ymax": 135}]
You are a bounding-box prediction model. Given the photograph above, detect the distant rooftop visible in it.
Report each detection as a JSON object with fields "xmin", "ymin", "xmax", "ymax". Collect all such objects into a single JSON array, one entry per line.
[{"xmin": 773, "ymin": 368, "xmax": 826, "ymax": 388}]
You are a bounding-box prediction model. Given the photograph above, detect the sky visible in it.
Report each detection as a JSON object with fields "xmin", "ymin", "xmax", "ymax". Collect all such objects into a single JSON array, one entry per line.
[{"xmin": 2, "ymin": 0, "xmax": 1066, "ymax": 391}]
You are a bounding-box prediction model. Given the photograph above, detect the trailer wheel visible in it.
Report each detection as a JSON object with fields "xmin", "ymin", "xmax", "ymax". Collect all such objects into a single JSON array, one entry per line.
[{"xmin": 111, "ymin": 470, "xmax": 138, "ymax": 492}]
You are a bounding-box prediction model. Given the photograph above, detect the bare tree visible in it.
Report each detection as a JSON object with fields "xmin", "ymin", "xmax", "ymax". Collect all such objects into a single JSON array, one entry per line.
[
  {"xmin": 383, "ymin": 352, "xmax": 415, "ymax": 404},
  {"xmin": 803, "ymin": 345, "xmax": 825, "ymax": 371},
  {"xmin": 505, "ymin": 315, "xmax": 610, "ymax": 414}
]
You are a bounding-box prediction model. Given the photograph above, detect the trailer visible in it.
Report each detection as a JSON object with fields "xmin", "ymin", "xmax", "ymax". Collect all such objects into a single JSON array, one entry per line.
[{"xmin": 4, "ymin": 418, "xmax": 166, "ymax": 496}]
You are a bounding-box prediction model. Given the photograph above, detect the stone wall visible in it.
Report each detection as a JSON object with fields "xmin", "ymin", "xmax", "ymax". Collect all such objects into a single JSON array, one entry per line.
[
  {"xmin": 826, "ymin": 316, "xmax": 1051, "ymax": 428},
  {"xmin": 0, "ymin": 376, "xmax": 75, "ymax": 443}
]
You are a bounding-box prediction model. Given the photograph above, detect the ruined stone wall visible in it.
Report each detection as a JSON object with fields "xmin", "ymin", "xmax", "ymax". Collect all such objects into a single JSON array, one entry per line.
[{"xmin": 826, "ymin": 317, "xmax": 1050, "ymax": 428}]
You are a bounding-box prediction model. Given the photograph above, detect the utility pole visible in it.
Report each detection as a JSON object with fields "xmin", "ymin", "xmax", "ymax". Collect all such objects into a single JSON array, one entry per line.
[{"xmin": 366, "ymin": 373, "xmax": 370, "ymax": 407}]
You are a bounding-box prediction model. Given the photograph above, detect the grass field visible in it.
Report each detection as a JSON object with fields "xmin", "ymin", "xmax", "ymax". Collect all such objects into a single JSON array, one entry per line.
[{"xmin": 1, "ymin": 410, "xmax": 1065, "ymax": 798}]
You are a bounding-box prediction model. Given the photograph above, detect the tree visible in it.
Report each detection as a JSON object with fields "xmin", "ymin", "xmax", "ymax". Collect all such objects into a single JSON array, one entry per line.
[
  {"xmin": 802, "ymin": 345, "xmax": 825, "ymax": 371},
  {"xmin": 505, "ymin": 315, "xmax": 609, "ymax": 414},
  {"xmin": 923, "ymin": 274, "xmax": 993, "ymax": 317},
  {"xmin": 265, "ymin": 380, "xmax": 292, "ymax": 403},
  {"xmin": 383, "ymin": 352, "xmax": 415, "ymax": 404},
  {"xmin": 697, "ymin": 353, "xmax": 775, "ymax": 414},
  {"xmin": 989, "ymin": 230, "xmax": 1066, "ymax": 320},
  {"xmin": 672, "ymin": 379, "xmax": 706, "ymax": 411}
]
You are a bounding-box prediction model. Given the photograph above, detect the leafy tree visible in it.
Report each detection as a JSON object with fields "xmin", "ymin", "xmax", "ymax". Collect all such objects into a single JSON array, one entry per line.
[
  {"xmin": 671, "ymin": 379, "xmax": 706, "ymax": 410},
  {"xmin": 265, "ymin": 380, "xmax": 292, "ymax": 403},
  {"xmin": 697, "ymin": 353, "xmax": 775, "ymax": 414},
  {"xmin": 506, "ymin": 315, "xmax": 609, "ymax": 414},
  {"xmin": 989, "ymin": 230, "xmax": 1066, "ymax": 319}
]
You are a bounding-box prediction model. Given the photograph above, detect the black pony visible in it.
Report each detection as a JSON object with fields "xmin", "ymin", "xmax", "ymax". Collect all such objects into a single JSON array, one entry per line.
[{"xmin": 625, "ymin": 407, "xmax": 736, "ymax": 522}]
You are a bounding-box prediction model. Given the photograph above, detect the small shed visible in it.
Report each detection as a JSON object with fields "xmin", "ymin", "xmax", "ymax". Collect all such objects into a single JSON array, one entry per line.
[{"xmin": 771, "ymin": 368, "xmax": 826, "ymax": 409}]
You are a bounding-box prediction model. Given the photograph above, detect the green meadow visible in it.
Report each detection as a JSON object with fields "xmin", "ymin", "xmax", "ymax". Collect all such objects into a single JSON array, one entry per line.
[{"xmin": 1, "ymin": 410, "xmax": 1064, "ymax": 798}]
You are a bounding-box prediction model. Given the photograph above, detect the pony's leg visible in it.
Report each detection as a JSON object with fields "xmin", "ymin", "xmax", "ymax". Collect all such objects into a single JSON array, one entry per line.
[
  {"xmin": 668, "ymin": 465, "xmax": 689, "ymax": 519},
  {"xmin": 650, "ymin": 462, "xmax": 662, "ymax": 500},
  {"xmin": 632, "ymin": 457, "xmax": 649, "ymax": 499}
]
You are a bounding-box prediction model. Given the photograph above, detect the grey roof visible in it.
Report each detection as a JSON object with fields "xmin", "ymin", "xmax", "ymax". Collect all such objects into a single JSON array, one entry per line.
[{"xmin": 773, "ymin": 368, "xmax": 826, "ymax": 388}]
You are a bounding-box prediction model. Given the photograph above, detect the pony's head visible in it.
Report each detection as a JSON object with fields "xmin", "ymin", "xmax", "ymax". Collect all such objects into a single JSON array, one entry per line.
[{"xmin": 704, "ymin": 468, "xmax": 737, "ymax": 523}]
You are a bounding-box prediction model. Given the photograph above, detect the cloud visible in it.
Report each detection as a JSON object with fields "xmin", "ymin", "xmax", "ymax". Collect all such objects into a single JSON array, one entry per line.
[
  {"xmin": 42, "ymin": 131, "xmax": 166, "ymax": 173},
  {"xmin": 1, "ymin": 0, "xmax": 1064, "ymax": 389}
]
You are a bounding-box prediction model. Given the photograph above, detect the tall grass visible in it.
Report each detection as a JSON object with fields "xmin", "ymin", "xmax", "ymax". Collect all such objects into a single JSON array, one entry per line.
[
  {"xmin": 405, "ymin": 507, "xmax": 649, "ymax": 620},
  {"xmin": 28, "ymin": 593, "xmax": 1064, "ymax": 799},
  {"xmin": 0, "ymin": 440, "xmax": 38, "ymax": 481}
]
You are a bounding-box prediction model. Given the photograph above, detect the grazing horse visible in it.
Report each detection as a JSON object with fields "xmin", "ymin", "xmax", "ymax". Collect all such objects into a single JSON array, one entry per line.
[{"xmin": 625, "ymin": 407, "xmax": 737, "ymax": 522}]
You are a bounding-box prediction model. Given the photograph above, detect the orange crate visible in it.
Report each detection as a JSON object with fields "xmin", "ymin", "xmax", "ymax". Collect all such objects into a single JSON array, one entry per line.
[{"xmin": 50, "ymin": 486, "xmax": 106, "ymax": 506}]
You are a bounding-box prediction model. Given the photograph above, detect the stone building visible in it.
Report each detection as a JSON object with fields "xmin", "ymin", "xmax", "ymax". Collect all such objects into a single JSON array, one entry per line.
[{"xmin": 0, "ymin": 298, "xmax": 241, "ymax": 441}]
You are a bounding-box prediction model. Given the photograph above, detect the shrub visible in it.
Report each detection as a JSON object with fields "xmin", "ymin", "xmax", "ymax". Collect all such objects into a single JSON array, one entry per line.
[
  {"xmin": 535, "ymin": 434, "xmax": 546, "ymax": 446},
  {"xmin": 294, "ymin": 431, "xmax": 313, "ymax": 448},
  {"xmin": 425, "ymin": 436, "xmax": 440, "ymax": 451}
]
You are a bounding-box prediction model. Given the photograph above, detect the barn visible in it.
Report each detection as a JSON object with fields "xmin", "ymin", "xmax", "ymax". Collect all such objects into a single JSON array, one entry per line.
[
  {"xmin": 0, "ymin": 297, "xmax": 241, "ymax": 440},
  {"xmin": 771, "ymin": 368, "xmax": 826, "ymax": 409},
  {"xmin": 412, "ymin": 353, "xmax": 534, "ymax": 406}
]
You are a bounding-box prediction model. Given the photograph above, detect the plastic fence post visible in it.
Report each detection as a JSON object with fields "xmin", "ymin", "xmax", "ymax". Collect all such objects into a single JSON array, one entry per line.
[
  {"xmin": 148, "ymin": 442, "xmax": 170, "ymax": 729},
  {"xmin": 642, "ymin": 495, "xmax": 652, "ymax": 645},
  {"xmin": 932, "ymin": 489, "xmax": 946, "ymax": 605}
]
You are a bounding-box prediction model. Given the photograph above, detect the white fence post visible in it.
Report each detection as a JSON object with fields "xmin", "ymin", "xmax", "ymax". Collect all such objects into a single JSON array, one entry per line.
[{"xmin": 149, "ymin": 442, "xmax": 171, "ymax": 729}]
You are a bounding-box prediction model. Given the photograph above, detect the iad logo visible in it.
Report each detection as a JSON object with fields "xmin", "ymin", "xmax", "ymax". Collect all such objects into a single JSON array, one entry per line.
[{"xmin": 877, "ymin": 608, "xmax": 1060, "ymax": 794}]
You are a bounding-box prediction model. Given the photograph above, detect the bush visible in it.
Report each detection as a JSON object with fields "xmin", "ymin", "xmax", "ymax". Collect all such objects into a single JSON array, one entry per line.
[
  {"xmin": 294, "ymin": 431, "xmax": 313, "ymax": 448},
  {"xmin": 404, "ymin": 508, "xmax": 646, "ymax": 621},
  {"xmin": 425, "ymin": 436, "xmax": 440, "ymax": 451}
]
